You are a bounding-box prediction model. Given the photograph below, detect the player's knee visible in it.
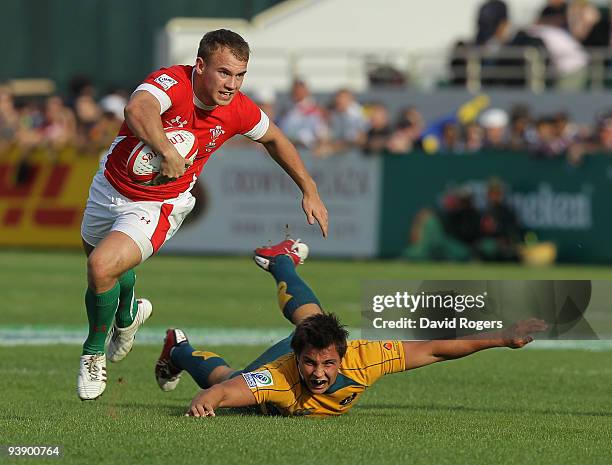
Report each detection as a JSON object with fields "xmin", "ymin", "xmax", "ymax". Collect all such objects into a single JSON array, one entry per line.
[
  {"xmin": 87, "ymin": 252, "xmax": 119, "ymax": 289},
  {"xmin": 291, "ymin": 304, "xmax": 323, "ymax": 325}
]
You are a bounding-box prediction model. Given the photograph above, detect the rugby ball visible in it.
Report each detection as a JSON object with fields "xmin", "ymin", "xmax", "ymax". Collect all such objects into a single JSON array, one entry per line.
[{"xmin": 127, "ymin": 128, "xmax": 198, "ymax": 184}]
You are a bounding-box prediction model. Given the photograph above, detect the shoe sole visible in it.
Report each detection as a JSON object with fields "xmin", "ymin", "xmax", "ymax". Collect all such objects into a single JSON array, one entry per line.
[{"xmin": 79, "ymin": 392, "xmax": 104, "ymax": 401}]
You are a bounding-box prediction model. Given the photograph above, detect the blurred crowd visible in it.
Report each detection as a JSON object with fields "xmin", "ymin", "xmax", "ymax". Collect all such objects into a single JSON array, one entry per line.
[
  {"xmin": 450, "ymin": 0, "xmax": 612, "ymax": 90},
  {"xmin": 3, "ymin": 72, "xmax": 612, "ymax": 165},
  {"xmin": 246, "ymin": 79, "xmax": 612, "ymax": 164},
  {"xmin": 0, "ymin": 76, "xmax": 128, "ymax": 159}
]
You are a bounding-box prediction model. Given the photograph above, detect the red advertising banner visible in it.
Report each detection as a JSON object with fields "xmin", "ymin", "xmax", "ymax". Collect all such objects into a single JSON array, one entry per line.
[{"xmin": 0, "ymin": 149, "xmax": 98, "ymax": 247}]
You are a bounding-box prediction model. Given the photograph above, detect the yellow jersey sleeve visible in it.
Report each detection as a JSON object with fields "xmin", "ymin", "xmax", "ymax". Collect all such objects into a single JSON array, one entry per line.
[
  {"xmin": 241, "ymin": 354, "xmax": 301, "ymax": 407},
  {"xmin": 339, "ymin": 340, "xmax": 405, "ymax": 386}
]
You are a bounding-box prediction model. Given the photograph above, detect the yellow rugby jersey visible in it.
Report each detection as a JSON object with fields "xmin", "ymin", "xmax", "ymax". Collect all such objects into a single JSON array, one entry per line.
[{"xmin": 241, "ymin": 340, "xmax": 405, "ymax": 417}]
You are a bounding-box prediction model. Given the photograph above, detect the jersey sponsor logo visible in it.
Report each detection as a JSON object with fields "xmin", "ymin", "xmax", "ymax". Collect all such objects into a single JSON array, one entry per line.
[
  {"xmin": 154, "ymin": 74, "xmax": 178, "ymax": 91},
  {"xmin": 242, "ymin": 369, "xmax": 274, "ymax": 388}
]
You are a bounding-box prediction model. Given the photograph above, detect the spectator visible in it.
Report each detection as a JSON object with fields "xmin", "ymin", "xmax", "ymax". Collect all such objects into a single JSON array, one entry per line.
[
  {"xmin": 478, "ymin": 178, "xmax": 523, "ymax": 261},
  {"xmin": 440, "ymin": 122, "xmax": 464, "ymax": 153},
  {"xmin": 99, "ymin": 88, "xmax": 128, "ymax": 122},
  {"xmin": 526, "ymin": 6, "xmax": 589, "ymax": 90},
  {"xmin": 596, "ymin": 115, "xmax": 612, "ymax": 151},
  {"xmin": 385, "ymin": 106, "xmax": 425, "ymax": 154},
  {"xmin": 15, "ymin": 99, "xmax": 44, "ymax": 152},
  {"xmin": 0, "ymin": 85, "xmax": 19, "ymax": 152},
  {"xmin": 386, "ymin": 120, "xmax": 417, "ymax": 154},
  {"xmin": 402, "ymin": 186, "xmax": 481, "ymax": 261},
  {"xmin": 464, "ymin": 122, "xmax": 485, "ymax": 152},
  {"xmin": 474, "ymin": 0, "xmax": 548, "ymax": 88},
  {"xmin": 530, "ymin": 116, "xmax": 568, "ymax": 158},
  {"xmin": 441, "ymin": 186, "xmax": 482, "ymax": 247},
  {"xmin": 402, "ymin": 207, "xmax": 472, "ymax": 261},
  {"xmin": 544, "ymin": 0, "xmax": 569, "ymax": 28},
  {"xmin": 568, "ymin": 0, "xmax": 610, "ymax": 47},
  {"xmin": 74, "ymin": 94, "xmax": 102, "ymax": 138},
  {"xmin": 41, "ymin": 95, "xmax": 77, "ymax": 153},
  {"xmin": 479, "ymin": 108, "xmax": 509, "ymax": 149},
  {"xmin": 566, "ymin": 112, "xmax": 612, "ymax": 164},
  {"xmin": 329, "ymin": 89, "xmax": 367, "ymax": 146},
  {"xmin": 552, "ymin": 111, "xmax": 577, "ymax": 147},
  {"xmin": 362, "ymin": 103, "xmax": 392, "ymax": 155},
  {"xmin": 86, "ymin": 111, "xmax": 122, "ymax": 158},
  {"xmin": 67, "ymin": 75, "xmax": 96, "ymax": 107},
  {"xmin": 508, "ymin": 104, "xmax": 533, "ymax": 151},
  {"xmin": 476, "ymin": 0, "xmax": 510, "ymax": 46},
  {"xmin": 315, "ymin": 89, "xmax": 367, "ymax": 157},
  {"xmin": 278, "ymin": 79, "xmax": 328, "ymax": 150}
]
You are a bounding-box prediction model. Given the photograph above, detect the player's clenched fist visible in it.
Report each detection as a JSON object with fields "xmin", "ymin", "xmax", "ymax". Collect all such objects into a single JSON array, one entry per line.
[{"xmin": 155, "ymin": 148, "xmax": 193, "ymax": 185}]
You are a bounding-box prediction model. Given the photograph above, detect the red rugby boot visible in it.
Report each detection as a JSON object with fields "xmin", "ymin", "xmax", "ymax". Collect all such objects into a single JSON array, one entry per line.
[
  {"xmin": 253, "ymin": 238, "xmax": 309, "ymax": 271},
  {"xmin": 155, "ymin": 328, "xmax": 187, "ymax": 392}
]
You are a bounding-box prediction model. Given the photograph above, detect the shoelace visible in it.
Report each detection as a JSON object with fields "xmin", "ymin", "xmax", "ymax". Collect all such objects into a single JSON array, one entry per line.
[
  {"xmin": 157, "ymin": 359, "xmax": 179, "ymax": 379},
  {"xmin": 86, "ymin": 355, "xmax": 105, "ymax": 381},
  {"xmin": 284, "ymin": 239, "xmax": 300, "ymax": 254}
]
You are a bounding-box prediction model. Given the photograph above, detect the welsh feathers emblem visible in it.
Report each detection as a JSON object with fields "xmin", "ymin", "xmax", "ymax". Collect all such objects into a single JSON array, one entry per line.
[{"xmin": 206, "ymin": 125, "xmax": 225, "ymax": 152}]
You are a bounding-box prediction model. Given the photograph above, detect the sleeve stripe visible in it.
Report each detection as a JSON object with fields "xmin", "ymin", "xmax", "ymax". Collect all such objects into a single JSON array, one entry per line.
[
  {"xmin": 242, "ymin": 109, "xmax": 270, "ymax": 140},
  {"xmin": 132, "ymin": 83, "xmax": 171, "ymax": 114}
]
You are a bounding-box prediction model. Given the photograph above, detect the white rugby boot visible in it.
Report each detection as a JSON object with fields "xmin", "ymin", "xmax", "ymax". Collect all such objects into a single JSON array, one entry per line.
[
  {"xmin": 77, "ymin": 353, "xmax": 107, "ymax": 400},
  {"xmin": 107, "ymin": 298, "xmax": 153, "ymax": 363}
]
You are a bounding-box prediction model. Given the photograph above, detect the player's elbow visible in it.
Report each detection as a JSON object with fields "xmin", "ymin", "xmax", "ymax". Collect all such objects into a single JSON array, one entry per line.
[
  {"xmin": 124, "ymin": 95, "xmax": 157, "ymax": 123},
  {"xmin": 124, "ymin": 100, "xmax": 144, "ymax": 122}
]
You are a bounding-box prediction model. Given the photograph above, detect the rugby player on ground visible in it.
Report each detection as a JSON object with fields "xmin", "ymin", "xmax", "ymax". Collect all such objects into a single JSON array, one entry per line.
[{"xmin": 155, "ymin": 238, "xmax": 547, "ymax": 417}]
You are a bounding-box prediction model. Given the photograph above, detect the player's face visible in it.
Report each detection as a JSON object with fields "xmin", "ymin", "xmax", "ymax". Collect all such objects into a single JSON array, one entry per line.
[
  {"xmin": 297, "ymin": 344, "xmax": 341, "ymax": 394},
  {"xmin": 194, "ymin": 47, "xmax": 248, "ymax": 107}
]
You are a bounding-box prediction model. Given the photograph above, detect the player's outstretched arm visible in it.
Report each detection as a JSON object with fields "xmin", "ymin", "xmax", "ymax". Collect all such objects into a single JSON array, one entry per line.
[
  {"xmin": 124, "ymin": 91, "xmax": 190, "ymax": 182},
  {"xmin": 258, "ymin": 122, "xmax": 328, "ymax": 237},
  {"xmin": 186, "ymin": 375, "xmax": 257, "ymax": 417},
  {"xmin": 402, "ymin": 318, "xmax": 548, "ymax": 370}
]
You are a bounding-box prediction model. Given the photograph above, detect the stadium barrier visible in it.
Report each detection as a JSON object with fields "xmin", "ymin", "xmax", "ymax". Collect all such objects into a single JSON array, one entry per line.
[
  {"xmin": 0, "ymin": 147, "xmax": 609, "ymax": 263},
  {"xmin": 163, "ymin": 148, "xmax": 382, "ymax": 257}
]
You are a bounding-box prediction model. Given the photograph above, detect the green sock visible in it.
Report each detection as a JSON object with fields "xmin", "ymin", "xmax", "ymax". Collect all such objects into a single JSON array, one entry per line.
[
  {"xmin": 115, "ymin": 269, "xmax": 138, "ymax": 328},
  {"xmin": 82, "ymin": 283, "xmax": 120, "ymax": 355}
]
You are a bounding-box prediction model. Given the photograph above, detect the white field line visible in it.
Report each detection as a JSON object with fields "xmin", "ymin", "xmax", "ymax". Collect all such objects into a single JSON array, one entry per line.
[{"xmin": 0, "ymin": 326, "xmax": 611, "ymax": 350}]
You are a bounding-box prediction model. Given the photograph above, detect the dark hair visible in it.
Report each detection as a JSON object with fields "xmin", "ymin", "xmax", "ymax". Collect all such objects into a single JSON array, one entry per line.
[
  {"xmin": 291, "ymin": 313, "xmax": 349, "ymax": 358},
  {"xmin": 197, "ymin": 29, "xmax": 250, "ymax": 62},
  {"xmin": 476, "ymin": 0, "xmax": 508, "ymax": 45}
]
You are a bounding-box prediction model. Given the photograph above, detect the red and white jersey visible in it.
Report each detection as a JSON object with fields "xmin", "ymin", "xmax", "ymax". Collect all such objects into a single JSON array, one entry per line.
[{"xmin": 103, "ymin": 65, "xmax": 269, "ymax": 201}]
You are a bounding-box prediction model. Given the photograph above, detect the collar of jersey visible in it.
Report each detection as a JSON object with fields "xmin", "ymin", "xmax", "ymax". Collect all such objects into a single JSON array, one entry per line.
[
  {"xmin": 325, "ymin": 372, "xmax": 363, "ymax": 394},
  {"xmin": 191, "ymin": 68, "xmax": 217, "ymax": 111}
]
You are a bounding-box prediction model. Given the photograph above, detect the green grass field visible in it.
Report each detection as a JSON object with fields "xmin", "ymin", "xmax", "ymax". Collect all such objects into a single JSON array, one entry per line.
[{"xmin": 1, "ymin": 250, "xmax": 611, "ymax": 465}]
